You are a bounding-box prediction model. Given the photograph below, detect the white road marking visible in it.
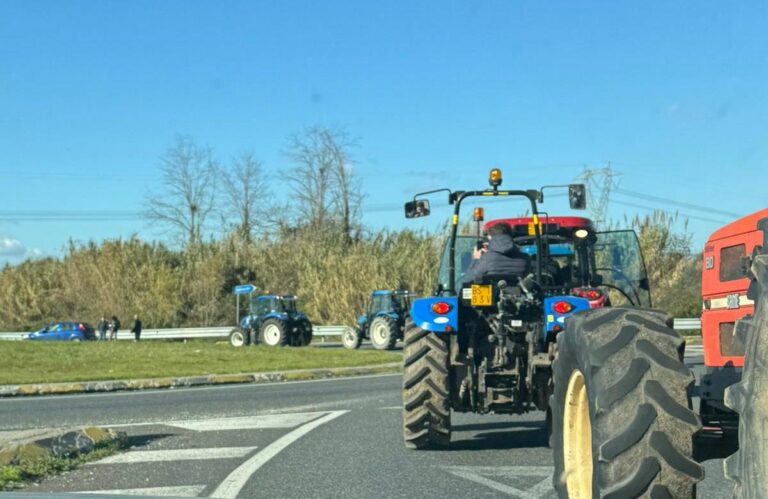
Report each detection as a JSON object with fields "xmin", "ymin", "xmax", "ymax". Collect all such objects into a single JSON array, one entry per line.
[
  {"xmin": 75, "ymin": 485, "xmax": 206, "ymax": 496},
  {"xmin": 378, "ymin": 406, "xmax": 401, "ymax": 410},
  {"xmin": 445, "ymin": 466, "xmax": 554, "ymax": 499},
  {"xmin": 210, "ymin": 410, "xmax": 348, "ymax": 499},
  {"xmin": 107, "ymin": 411, "xmax": 326, "ymax": 430},
  {"xmin": 165, "ymin": 412, "xmax": 326, "ymax": 431},
  {"xmin": 90, "ymin": 446, "xmax": 257, "ymax": 464}
]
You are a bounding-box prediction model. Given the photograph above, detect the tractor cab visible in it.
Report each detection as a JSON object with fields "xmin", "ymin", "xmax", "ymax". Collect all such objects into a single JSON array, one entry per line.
[
  {"xmin": 250, "ymin": 294, "xmax": 300, "ymax": 318},
  {"xmin": 366, "ymin": 290, "xmax": 412, "ymax": 317},
  {"xmin": 437, "ymin": 215, "xmax": 651, "ymax": 310}
]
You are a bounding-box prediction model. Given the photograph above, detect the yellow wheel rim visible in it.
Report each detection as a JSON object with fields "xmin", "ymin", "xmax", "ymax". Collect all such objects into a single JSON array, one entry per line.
[{"xmin": 563, "ymin": 370, "xmax": 593, "ymax": 499}]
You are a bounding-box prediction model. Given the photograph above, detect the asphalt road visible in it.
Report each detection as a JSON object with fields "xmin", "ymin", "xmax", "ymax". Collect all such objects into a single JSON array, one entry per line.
[{"xmin": 1, "ymin": 345, "xmax": 733, "ymax": 498}]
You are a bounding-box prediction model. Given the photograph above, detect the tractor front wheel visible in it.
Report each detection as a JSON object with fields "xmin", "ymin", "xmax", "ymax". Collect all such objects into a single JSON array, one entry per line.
[
  {"xmin": 551, "ymin": 307, "xmax": 702, "ymax": 498},
  {"xmin": 259, "ymin": 319, "xmax": 289, "ymax": 347},
  {"xmin": 369, "ymin": 315, "xmax": 398, "ymax": 350},
  {"xmin": 403, "ymin": 319, "xmax": 450, "ymax": 449},
  {"xmin": 229, "ymin": 328, "xmax": 249, "ymax": 348},
  {"xmin": 342, "ymin": 327, "xmax": 362, "ymax": 350}
]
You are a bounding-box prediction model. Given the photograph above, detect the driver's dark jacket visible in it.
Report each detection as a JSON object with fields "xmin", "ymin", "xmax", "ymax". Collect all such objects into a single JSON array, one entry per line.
[{"xmin": 462, "ymin": 234, "xmax": 531, "ymax": 286}]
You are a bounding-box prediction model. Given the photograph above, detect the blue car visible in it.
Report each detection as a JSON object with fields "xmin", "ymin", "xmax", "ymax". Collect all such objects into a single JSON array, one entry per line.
[{"xmin": 26, "ymin": 322, "xmax": 96, "ymax": 342}]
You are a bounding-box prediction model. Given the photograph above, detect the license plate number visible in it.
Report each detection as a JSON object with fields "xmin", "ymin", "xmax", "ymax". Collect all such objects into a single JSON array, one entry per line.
[{"xmin": 471, "ymin": 285, "xmax": 493, "ymax": 307}]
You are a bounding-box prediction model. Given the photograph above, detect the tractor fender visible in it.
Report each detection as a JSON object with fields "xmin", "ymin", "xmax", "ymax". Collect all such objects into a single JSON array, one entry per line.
[
  {"xmin": 374, "ymin": 311, "xmax": 400, "ymax": 321},
  {"xmin": 410, "ymin": 297, "xmax": 459, "ymax": 333},
  {"xmin": 543, "ymin": 296, "xmax": 590, "ymax": 333},
  {"xmin": 357, "ymin": 315, "xmax": 367, "ymax": 327}
]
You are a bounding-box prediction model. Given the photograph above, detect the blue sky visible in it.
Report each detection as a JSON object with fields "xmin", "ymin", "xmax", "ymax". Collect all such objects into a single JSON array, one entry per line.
[{"xmin": 0, "ymin": 0, "xmax": 766, "ymax": 264}]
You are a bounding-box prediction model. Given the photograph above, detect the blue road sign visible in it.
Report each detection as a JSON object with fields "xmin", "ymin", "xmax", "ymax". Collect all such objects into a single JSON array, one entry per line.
[{"xmin": 234, "ymin": 284, "xmax": 256, "ymax": 295}]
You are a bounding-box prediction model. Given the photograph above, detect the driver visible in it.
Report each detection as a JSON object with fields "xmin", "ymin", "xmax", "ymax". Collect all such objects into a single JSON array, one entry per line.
[{"xmin": 463, "ymin": 223, "xmax": 530, "ymax": 285}]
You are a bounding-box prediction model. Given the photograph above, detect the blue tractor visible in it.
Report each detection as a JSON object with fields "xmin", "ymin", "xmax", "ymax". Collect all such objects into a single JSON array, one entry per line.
[
  {"xmin": 343, "ymin": 290, "xmax": 414, "ymax": 350},
  {"xmin": 229, "ymin": 294, "xmax": 313, "ymax": 347},
  {"xmin": 401, "ymin": 169, "xmax": 702, "ymax": 498}
]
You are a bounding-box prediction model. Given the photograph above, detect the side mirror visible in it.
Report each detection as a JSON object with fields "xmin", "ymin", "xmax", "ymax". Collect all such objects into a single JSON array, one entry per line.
[
  {"xmin": 405, "ymin": 199, "xmax": 431, "ymax": 219},
  {"xmin": 568, "ymin": 184, "xmax": 587, "ymax": 210}
]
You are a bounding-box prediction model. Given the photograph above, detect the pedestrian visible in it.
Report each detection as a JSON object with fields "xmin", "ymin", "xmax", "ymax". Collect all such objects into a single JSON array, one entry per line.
[
  {"xmin": 109, "ymin": 315, "xmax": 121, "ymax": 341},
  {"xmin": 130, "ymin": 314, "xmax": 142, "ymax": 342},
  {"xmin": 97, "ymin": 316, "xmax": 108, "ymax": 341}
]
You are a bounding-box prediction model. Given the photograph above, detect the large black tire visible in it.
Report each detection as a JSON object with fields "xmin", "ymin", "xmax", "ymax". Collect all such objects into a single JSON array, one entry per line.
[
  {"xmin": 259, "ymin": 318, "xmax": 289, "ymax": 347},
  {"xmin": 229, "ymin": 328, "xmax": 250, "ymax": 348},
  {"xmin": 369, "ymin": 315, "xmax": 398, "ymax": 350},
  {"xmin": 551, "ymin": 307, "xmax": 703, "ymax": 498},
  {"xmin": 403, "ymin": 319, "xmax": 451, "ymax": 449},
  {"xmin": 724, "ymin": 253, "xmax": 768, "ymax": 498},
  {"xmin": 342, "ymin": 327, "xmax": 362, "ymax": 350}
]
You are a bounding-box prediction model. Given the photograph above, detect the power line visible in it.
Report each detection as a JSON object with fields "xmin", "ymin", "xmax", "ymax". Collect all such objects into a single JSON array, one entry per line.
[
  {"xmin": 613, "ymin": 187, "xmax": 741, "ymax": 219},
  {"xmin": 611, "ymin": 199, "xmax": 730, "ymax": 225}
]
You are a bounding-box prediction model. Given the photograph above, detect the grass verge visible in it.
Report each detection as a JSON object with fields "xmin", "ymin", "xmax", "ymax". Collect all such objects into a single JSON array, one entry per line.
[
  {"xmin": 0, "ymin": 440, "xmax": 122, "ymax": 490},
  {"xmin": 0, "ymin": 342, "xmax": 400, "ymax": 385}
]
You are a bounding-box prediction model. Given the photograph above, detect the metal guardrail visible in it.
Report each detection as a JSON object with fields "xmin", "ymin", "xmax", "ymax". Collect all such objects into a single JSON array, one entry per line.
[
  {"xmin": 0, "ymin": 320, "xmax": 700, "ymax": 341},
  {"xmin": 0, "ymin": 325, "xmax": 354, "ymax": 342},
  {"xmin": 673, "ymin": 318, "xmax": 701, "ymax": 331}
]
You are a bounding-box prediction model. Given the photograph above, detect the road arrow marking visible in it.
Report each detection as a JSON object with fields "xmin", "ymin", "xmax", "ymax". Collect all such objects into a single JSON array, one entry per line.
[
  {"xmin": 444, "ymin": 465, "xmax": 555, "ymax": 498},
  {"xmin": 210, "ymin": 410, "xmax": 348, "ymax": 499}
]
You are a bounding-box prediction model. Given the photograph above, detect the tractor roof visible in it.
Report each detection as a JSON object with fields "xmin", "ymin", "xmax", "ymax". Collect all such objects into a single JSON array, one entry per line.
[
  {"xmin": 485, "ymin": 216, "xmax": 595, "ymax": 238},
  {"xmin": 485, "ymin": 216, "xmax": 595, "ymax": 231},
  {"xmin": 706, "ymin": 208, "xmax": 768, "ymax": 243},
  {"xmin": 371, "ymin": 289, "xmax": 413, "ymax": 297},
  {"xmin": 254, "ymin": 294, "xmax": 296, "ymax": 300}
]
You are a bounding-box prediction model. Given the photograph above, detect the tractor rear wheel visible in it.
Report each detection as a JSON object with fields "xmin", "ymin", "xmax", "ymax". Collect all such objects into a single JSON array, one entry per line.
[
  {"xmin": 551, "ymin": 307, "xmax": 702, "ymax": 498},
  {"xmin": 724, "ymin": 254, "xmax": 768, "ymax": 498},
  {"xmin": 259, "ymin": 319, "xmax": 289, "ymax": 347},
  {"xmin": 403, "ymin": 319, "xmax": 450, "ymax": 449},
  {"xmin": 342, "ymin": 327, "xmax": 362, "ymax": 350},
  {"xmin": 229, "ymin": 328, "xmax": 249, "ymax": 348},
  {"xmin": 369, "ymin": 315, "xmax": 398, "ymax": 350}
]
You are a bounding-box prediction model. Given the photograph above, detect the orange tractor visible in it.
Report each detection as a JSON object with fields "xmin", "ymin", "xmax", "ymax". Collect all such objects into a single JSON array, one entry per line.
[
  {"xmin": 699, "ymin": 208, "xmax": 768, "ymax": 497},
  {"xmin": 699, "ymin": 209, "xmax": 768, "ymax": 433}
]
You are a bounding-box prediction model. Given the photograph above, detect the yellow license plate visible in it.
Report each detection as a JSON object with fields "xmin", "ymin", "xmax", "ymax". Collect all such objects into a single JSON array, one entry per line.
[{"xmin": 471, "ymin": 285, "xmax": 493, "ymax": 307}]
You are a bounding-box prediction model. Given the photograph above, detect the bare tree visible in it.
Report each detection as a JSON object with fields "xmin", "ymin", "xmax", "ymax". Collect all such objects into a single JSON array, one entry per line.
[
  {"xmin": 145, "ymin": 136, "xmax": 219, "ymax": 246},
  {"xmin": 221, "ymin": 152, "xmax": 269, "ymax": 243},
  {"xmin": 285, "ymin": 126, "xmax": 361, "ymax": 242}
]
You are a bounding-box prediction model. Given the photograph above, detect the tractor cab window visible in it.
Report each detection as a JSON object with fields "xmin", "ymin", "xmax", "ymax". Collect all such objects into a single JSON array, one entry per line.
[
  {"xmin": 517, "ymin": 240, "xmax": 584, "ymax": 287},
  {"xmin": 393, "ymin": 293, "xmax": 410, "ymax": 313},
  {"xmin": 280, "ymin": 298, "xmax": 298, "ymax": 314},
  {"xmin": 251, "ymin": 299, "xmax": 271, "ymax": 316},
  {"xmin": 370, "ymin": 294, "xmax": 394, "ymax": 314},
  {"xmin": 720, "ymin": 244, "xmax": 746, "ymax": 282},
  {"xmin": 438, "ymin": 236, "xmax": 478, "ymax": 292},
  {"xmin": 592, "ymin": 230, "xmax": 652, "ymax": 307}
]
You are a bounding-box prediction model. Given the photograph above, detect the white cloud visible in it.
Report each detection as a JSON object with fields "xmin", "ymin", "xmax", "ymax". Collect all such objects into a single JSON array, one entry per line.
[
  {"xmin": 0, "ymin": 237, "xmax": 44, "ymax": 263},
  {"xmin": 0, "ymin": 238, "xmax": 26, "ymax": 257}
]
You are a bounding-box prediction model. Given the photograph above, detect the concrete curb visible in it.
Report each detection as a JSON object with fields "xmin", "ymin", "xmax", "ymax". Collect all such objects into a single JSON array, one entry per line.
[
  {"xmin": 0, "ymin": 362, "xmax": 403, "ymax": 398},
  {"xmin": 0, "ymin": 427, "xmax": 124, "ymax": 467}
]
